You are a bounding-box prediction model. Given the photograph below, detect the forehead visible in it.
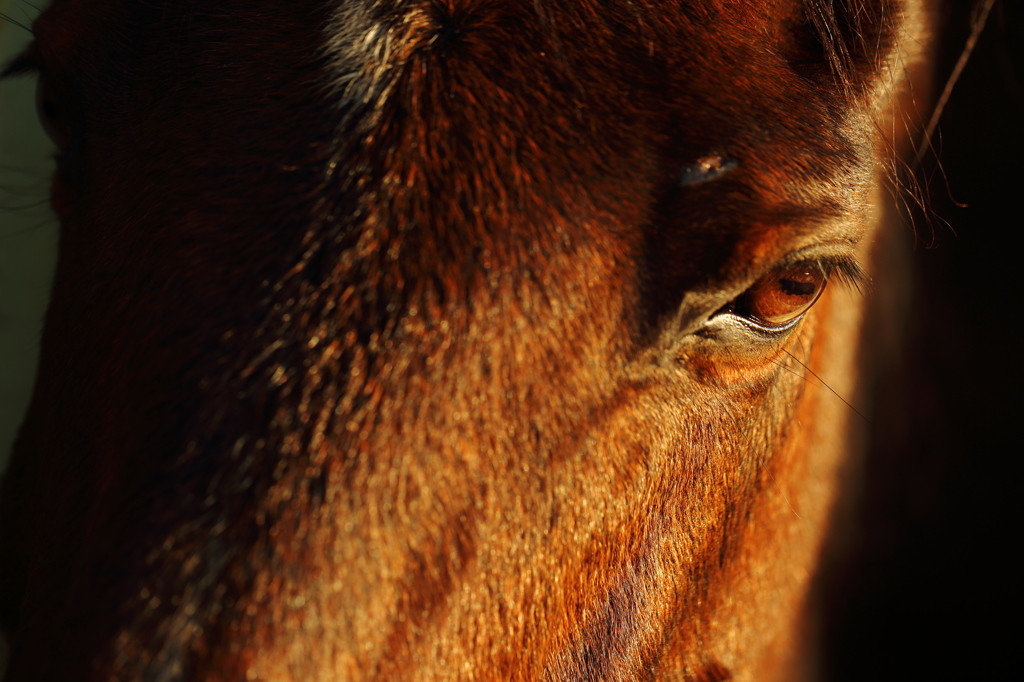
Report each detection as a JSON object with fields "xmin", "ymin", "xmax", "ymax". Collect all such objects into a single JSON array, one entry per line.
[{"xmin": 32, "ymin": 0, "xmax": 871, "ymax": 284}]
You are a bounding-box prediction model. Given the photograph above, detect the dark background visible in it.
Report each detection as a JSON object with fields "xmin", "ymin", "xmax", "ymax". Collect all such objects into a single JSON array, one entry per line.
[{"xmin": 823, "ymin": 1, "xmax": 1021, "ymax": 679}]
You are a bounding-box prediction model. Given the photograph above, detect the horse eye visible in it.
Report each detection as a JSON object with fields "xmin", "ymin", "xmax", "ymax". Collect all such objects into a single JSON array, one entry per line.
[
  {"xmin": 35, "ymin": 76, "xmax": 72, "ymax": 150},
  {"xmin": 734, "ymin": 261, "xmax": 828, "ymax": 327}
]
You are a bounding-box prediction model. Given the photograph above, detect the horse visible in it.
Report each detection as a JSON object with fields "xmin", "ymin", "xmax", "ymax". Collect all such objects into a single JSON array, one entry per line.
[{"xmin": 0, "ymin": 0, "xmax": 934, "ymax": 679}]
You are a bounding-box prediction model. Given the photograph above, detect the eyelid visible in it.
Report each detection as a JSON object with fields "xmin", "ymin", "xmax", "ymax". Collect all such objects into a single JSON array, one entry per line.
[
  {"xmin": 0, "ymin": 47, "xmax": 42, "ymax": 81},
  {"xmin": 762, "ymin": 237, "xmax": 869, "ymax": 294},
  {"xmin": 801, "ymin": 254, "xmax": 868, "ymax": 294}
]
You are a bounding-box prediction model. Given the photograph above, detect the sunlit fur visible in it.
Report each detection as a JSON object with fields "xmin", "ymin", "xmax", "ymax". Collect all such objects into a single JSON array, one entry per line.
[{"xmin": 0, "ymin": 1, "xmax": 930, "ymax": 680}]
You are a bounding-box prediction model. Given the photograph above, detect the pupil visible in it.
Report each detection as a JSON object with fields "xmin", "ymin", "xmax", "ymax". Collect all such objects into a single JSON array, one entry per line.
[{"xmin": 779, "ymin": 277, "xmax": 816, "ymax": 297}]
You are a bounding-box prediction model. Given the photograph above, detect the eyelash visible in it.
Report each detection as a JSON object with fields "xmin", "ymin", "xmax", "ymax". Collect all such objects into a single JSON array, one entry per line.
[{"xmin": 814, "ymin": 256, "xmax": 868, "ymax": 292}]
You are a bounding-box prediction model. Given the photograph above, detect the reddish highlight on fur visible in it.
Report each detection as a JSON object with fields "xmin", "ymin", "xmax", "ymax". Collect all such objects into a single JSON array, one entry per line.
[{"xmin": 0, "ymin": 1, "xmax": 934, "ymax": 680}]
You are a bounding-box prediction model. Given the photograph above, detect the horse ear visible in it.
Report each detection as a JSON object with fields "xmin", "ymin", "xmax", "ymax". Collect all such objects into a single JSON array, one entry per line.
[{"xmin": 787, "ymin": 0, "xmax": 900, "ymax": 99}]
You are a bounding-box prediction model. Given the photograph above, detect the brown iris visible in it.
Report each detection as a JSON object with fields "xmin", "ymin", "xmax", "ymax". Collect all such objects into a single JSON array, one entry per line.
[{"xmin": 738, "ymin": 262, "xmax": 828, "ymax": 326}]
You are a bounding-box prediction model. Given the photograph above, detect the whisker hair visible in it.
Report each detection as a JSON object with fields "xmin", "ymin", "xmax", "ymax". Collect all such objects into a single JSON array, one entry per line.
[
  {"xmin": 912, "ymin": 0, "xmax": 996, "ymax": 171},
  {"xmin": 780, "ymin": 350, "xmax": 870, "ymax": 424}
]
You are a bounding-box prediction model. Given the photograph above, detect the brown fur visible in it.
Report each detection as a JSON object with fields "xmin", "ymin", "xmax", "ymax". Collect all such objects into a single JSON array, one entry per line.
[{"xmin": 0, "ymin": 1, "xmax": 929, "ymax": 679}]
